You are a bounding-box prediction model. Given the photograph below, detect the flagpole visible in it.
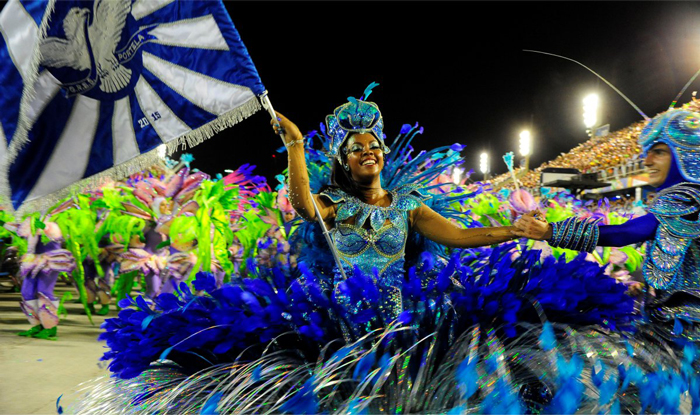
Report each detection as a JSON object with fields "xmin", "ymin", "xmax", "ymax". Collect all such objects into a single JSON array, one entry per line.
[{"xmin": 259, "ymin": 93, "xmax": 348, "ymax": 281}]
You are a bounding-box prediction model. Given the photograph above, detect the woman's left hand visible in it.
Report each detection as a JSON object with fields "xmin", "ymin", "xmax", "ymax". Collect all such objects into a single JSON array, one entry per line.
[{"xmin": 513, "ymin": 210, "xmax": 552, "ymax": 240}]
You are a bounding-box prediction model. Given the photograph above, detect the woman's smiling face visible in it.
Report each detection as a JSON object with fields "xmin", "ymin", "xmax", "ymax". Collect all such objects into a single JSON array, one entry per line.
[{"xmin": 344, "ymin": 133, "xmax": 384, "ymax": 182}]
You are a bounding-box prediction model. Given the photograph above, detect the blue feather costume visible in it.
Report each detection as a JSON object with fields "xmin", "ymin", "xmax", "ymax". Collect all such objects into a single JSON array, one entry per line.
[{"xmin": 64, "ymin": 92, "xmax": 700, "ymax": 414}]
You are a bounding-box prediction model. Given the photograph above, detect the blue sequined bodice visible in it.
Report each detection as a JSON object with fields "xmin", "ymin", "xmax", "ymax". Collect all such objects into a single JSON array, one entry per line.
[
  {"xmin": 320, "ymin": 184, "xmax": 428, "ymax": 285},
  {"xmin": 644, "ymin": 183, "xmax": 700, "ymax": 340}
]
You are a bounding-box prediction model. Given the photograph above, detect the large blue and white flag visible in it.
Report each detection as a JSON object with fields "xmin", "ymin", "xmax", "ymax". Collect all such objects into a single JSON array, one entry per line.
[{"xmin": 0, "ymin": 0, "xmax": 266, "ymax": 213}]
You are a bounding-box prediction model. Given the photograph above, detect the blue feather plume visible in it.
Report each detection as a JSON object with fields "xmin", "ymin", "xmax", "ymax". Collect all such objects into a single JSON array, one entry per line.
[{"xmin": 361, "ymin": 82, "xmax": 380, "ymax": 100}]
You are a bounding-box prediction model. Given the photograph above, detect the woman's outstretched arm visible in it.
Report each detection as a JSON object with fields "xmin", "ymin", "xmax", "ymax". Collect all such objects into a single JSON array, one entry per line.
[
  {"xmin": 272, "ymin": 112, "xmax": 335, "ymax": 223},
  {"xmin": 411, "ymin": 203, "xmax": 522, "ymax": 248}
]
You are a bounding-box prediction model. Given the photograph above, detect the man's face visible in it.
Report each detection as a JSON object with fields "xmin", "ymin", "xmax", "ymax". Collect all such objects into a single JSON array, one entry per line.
[{"xmin": 644, "ymin": 143, "xmax": 672, "ymax": 187}]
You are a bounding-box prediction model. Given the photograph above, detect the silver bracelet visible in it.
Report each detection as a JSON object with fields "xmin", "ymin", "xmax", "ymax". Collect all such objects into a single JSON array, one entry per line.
[{"xmin": 284, "ymin": 139, "xmax": 305, "ymax": 148}]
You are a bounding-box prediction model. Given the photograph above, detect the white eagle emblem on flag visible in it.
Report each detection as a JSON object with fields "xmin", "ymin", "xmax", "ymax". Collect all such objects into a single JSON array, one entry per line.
[
  {"xmin": 39, "ymin": 0, "xmax": 132, "ymax": 93},
  {"xmin": 0, "ymin": 0, "xmax": 267, "ymax": 213}
]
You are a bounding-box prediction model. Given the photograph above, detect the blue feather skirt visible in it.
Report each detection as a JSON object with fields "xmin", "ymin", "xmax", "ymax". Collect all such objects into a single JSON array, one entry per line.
[{"xmin": 63, "ymin": 243, "xmax": 700, "ymax": 414}]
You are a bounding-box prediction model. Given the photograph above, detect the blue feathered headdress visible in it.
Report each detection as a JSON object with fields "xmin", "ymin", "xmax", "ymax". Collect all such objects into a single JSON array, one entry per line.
[
  {"xmin": 325, "ymin": 82, "xmax": 390, "ymax": 162},
  {"xmin": 638, "ymin": 109, "xmax": 700, "ymax": 184}
]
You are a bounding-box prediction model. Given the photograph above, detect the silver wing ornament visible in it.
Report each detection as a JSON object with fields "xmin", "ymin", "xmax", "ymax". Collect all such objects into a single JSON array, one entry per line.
[
  {"xmin": 39, "ymin": 0, "xmax": 133, "ymax": 94},
  {"xmin": 89, "ymin": 0, "xmax": 132, "ymax": 93},
  {"xmin": 39, "ymin": 7, "xmax": 91, "ymax": 71}
]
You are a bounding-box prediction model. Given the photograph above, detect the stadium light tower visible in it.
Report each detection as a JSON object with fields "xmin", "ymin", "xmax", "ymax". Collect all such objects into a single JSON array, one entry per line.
[
  {"xmin": 519, "ymin": 130, "xmax": 531, "ymax": 171},
  {"xmin": 452, "ymin": 167, "xmax": 464, "ymax": 184},
  {"xmin": 480, "ymin": 152, "xmax": 489, "ymax": 180},
  {"xmin": 583, "ymin": 93, "xmax": 599, "ymax": 137}
]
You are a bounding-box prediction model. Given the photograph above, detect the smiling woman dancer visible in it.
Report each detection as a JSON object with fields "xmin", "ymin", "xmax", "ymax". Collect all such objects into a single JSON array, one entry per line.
[
  {"xmin": 277, "ymin": 99, "xmax": 531, "ymax": 252},
  {"xmin": 271, "ymin": 93, "xmax": 545, "ymax": 322}
]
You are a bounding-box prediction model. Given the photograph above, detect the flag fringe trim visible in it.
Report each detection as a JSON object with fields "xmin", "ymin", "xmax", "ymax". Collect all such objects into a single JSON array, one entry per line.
[
  {"xmin": 164, "ymin": 95, "xmax": 261, "ymax": 156},
  {"xmin": 8, "ymin": 96, "xmax": 262, "ymax": 216},
  {"xmin": 0, "ymin": 0, "xmax": 57, "ymax": 213},
  {"xmin": 12, "ymin": 0, "xmax": 57, "ymax": 155}
]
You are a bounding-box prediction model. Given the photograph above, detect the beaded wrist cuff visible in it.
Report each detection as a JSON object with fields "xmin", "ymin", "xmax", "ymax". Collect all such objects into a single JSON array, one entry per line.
[
  {"xmin": 284, "ymin": 138, "xmax": 305, "ymax": 148},
  {"xmin": 547, "ymin": 217, "xmax": 602, "ymax": 253}
]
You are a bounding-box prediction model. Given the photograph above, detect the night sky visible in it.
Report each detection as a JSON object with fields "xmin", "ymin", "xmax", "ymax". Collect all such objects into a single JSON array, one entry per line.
[
  {"xmin": 175, "ymin": 1, "xmax": 700, "ymax": 184},
  {"xmin": 7, "ymin": 1, "xmax": 699, "ymax": 185}
]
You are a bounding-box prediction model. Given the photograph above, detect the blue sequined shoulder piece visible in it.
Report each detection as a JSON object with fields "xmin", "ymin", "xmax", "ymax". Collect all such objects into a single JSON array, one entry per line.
[
  {"xmin": 320, "ymin": 184, "xmax": 429, "ymax": 231},
  {"xmin": 649, "ymin": 183, "xmax": 700, "ymax": 238},
  {"xmin": 643, "ymin": 183, "xmax": 700, "ymax": 291}
]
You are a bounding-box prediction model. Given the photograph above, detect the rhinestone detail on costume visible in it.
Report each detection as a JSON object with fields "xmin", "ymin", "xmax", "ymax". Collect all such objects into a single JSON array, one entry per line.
[
  {"xmin": 321, "ymin": 184, "xmax": 428, "ymax": 283},
  {"xmin": 321, "ymin": 184, "xmax": 428, "ymax": 328},
  {"xmin": 643, "ymin": 184, "xmax": 700, "ymax": 292}
]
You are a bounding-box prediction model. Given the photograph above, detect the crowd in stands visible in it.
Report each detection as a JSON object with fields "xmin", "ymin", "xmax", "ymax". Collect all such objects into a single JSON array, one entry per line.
[{"xmin": 486, "ymin": 97, "xmax": 700, "ymax": 191}]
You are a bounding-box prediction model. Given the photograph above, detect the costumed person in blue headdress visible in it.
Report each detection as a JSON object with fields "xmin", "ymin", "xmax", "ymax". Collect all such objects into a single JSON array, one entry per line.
[
  {"xmin": 516, "ymin": 108, "xmax": 700, "ymax": 344},
  {"xmin": 65, "ymin": 85, "xmax": 648, "ymax": 415},
  {"xmin": 271, "ymin": 88, "xmax": 530, "ymax": 323}
]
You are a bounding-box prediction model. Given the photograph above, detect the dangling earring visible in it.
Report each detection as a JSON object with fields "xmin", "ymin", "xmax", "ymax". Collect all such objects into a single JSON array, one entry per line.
[{"xmin": 343, "ymin": 163, "xmax": 350, "ymax": 171}]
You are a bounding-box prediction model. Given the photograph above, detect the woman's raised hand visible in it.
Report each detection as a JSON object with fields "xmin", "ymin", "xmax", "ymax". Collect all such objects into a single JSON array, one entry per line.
[
  {"xmin": 271, "ymin": 111, "xmax": 304, "ymax": 147},
  {"xmin": 513, "ymin": 210, "xmax": 552, "ymax": 240}
]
